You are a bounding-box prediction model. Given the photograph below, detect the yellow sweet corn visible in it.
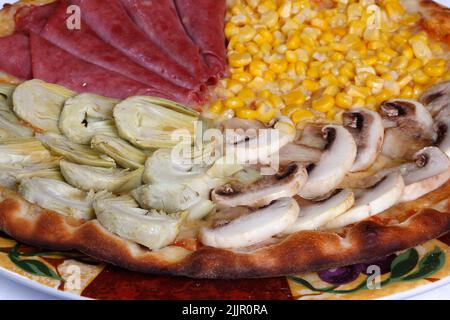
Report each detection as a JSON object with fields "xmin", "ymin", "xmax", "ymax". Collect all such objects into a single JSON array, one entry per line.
[
  {"xmin": 312, "ymin": 95, "xmax": 335, "ymax": 113},
  {"xmin": 215, "ymin": 0, "xmax": 448, "ymax": 123},
  {"xmin": 291, "ymin": 108, "xmax": 314, "ymax": 124}
]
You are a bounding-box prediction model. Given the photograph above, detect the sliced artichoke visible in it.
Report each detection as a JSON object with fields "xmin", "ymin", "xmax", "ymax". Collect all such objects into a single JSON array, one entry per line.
[
  {"xmin": 60, "ymin": 160, "xmax": 143, "ymax": 193},
  {"xmin": 0, "ymin": 137, "xmax": 53, "ymax": 166},
  {"xmin": 91, "ymin": 135, "xmax": 150, "ymax": 169},
  {"xmin": 19, "ymin": 178, "xmax": 97, "ymax": 220},
  {"xmin": 113, "ymin": 96, "xmax": 198, "ymax": 149},
  {"xmin": 59, "ymin": 93, "xmax": 119, "ymax": 144},
  {"xmin": 143, "ymin": 148, "xmax": 206, "ymax": 184},
  {"xmin": 94, "ymin": 194, "xmax": 183, "ymax": 250},
  {"xmin": 0, "ymin": 160, "xmax": 63, "ymax": 189},
  {"xmin": 0, "ymin": 83, "xmax": 16, "ymax": 108},
  {"xmin": 13, "ymin": 80, "xmax": 76, "ymax": 133},
  {"xmin": 0, "ymin": 110, "xmax": 34, "ymax": 139},
  {"xmin": 132, "ymin": 183, "xmax": 201, "ymax": 213},
  {"xmin": 37, "ymin": 133, "xmax": 116, "ymax": 168}
]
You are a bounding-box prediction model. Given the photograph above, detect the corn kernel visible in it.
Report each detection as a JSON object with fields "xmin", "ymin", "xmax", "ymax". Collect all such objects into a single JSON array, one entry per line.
[
  {"xmin": 229, "ymin": 52, "xmax": 252, "ymax": 67},
  {"xmin": 412, "ymin": 84, "xmax": 424, "ymax": 98},
  {"xmin": 283, "ymin": 91, "xmax": 306, "ymax": 106},
  {"xmin": 365, "ymin": 96, "xmax": 377, "ymax": 109},
  {"xmin": 423, "ymin": 59, "xmax": 446, "ymax": 77},
  {"xmin": 312, "ymin": 95, "xmax": 335, "ymax": 113},
  {"xmin": 260, "ymin": 89, "xmax": 272, "ymax": 99},
  {"xmin": 323, "ymin": 85, "xmax": 340, "ymax": 96},
  {"xmin": 249, "ymin": 60, "xmax": 268, "ymax": 77},
  {"xmin": 302, "ymin": 79, "xmax": 320, "ymax": 92},
  {"xmin": 291, "ymin": 108, "xmax": 314, "ymax": 124},
  {"xmin": 311, "ymin": 17, "xmax": 328, "ymax": 30},
  {"xmin": 224, "ymin": 96, "xmax": 245, "ymax": 109},
  {"xmin": 286, "ymin": 34, "xmax": 301, "ymax": 50},
  {"xmin": 238, "ymin": 26, "xmax": 257, "ymax": 42},
  {"xmin": 232, "ymin": 71, "xmax": 252, "ymax": 83},
  {"xmin": 335, "ymin": 92, "xmax": 353, "ymax": 109},
  {"xmin": 260, "ymin": 11, "xmax": 279, "ymax": 28},
  {"xmin": 256, "ymin": 104, "xmax": 277, "ymax": 123},
  {"xmin": 237, "ymin": 88, "xmax": 256, "ymax": 102},
  {"xmin": 390, "ymin": 56, "xmax": 408, "ymax": 70},
  {"xmin": 375, "ymin": 89, "xmax": 393, "ymax": 104},
  {"xmin": 412, "ymin": 69, "xmax": 431, "ymax": 85},
  {"xmin": 400, "ymin": 86, "xmax": 414, "ymax": 99},
  {"xmin": 407, "ymin": 59, "xmax": 423, "ymax": 72},
  {"xmin": 270, "ymin": 60, "xmax": 288, "ymax": 74},
  {"xmin": 398, "ymin": 74, "xmax": 413, "ymax": 88},
  {"xmin": 263, "ymin": 70, "xmax": 276, "ymax": 82},
  {"xmin": 208, "ymin": 100, "xmax": 223, "ymax": 114},
  {"xmin": 236, "ymin": 108, "xmax": 258, "ymax": 120}
]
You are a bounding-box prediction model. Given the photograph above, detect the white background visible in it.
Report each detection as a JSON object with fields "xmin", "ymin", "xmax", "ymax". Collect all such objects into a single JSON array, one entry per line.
[{"xmin": 0, "ymin": 0, "xmax": 449, "ymax": 300}]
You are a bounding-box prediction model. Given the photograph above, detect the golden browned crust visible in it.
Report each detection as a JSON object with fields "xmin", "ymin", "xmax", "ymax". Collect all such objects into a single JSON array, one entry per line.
[
  {"xmin": 401, "ymin": 0, "xmax": 450, "ymax": 44},
  {"xmin": 1, "ymin": 185, "xmax": 449, "ymax": 279}
]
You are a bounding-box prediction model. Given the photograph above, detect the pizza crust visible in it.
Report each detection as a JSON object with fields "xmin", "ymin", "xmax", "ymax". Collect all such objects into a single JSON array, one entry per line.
[{"xmin": 1, "ymin": 185, "xmax": 449, "ymax": 279}]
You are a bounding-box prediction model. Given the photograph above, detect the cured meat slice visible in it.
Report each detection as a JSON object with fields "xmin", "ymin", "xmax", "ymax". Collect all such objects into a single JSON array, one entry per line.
[
  {"xmin": 77, "ymin": 0, "xmax": 198, "ymax": 90},
  {"xmin": 175, "ymin": 0, "xmax": 228, "ymax": 82},
  {"xmin": 120, "ymin": 0, "xmax": 208, "ymax": 83},
  {"xmin": 30, "ymin": 33, "xmax": 183, "ymax": 101},
  {"xmin": 0, "ymin": 33, "xmax": 32, "ymax": 79},
  {"xmin": 41, "ymin": 1, "xmax": 199, "ymax": 105},
  {"xmin": 14, "ymin": 1, "xmax": 59, "ymax": 34}
]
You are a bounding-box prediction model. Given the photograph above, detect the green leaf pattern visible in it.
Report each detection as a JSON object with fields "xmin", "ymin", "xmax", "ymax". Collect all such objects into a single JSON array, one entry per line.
[{"xmin": 290, "ymin": 246, "xmax": 446, "ymax": 295}]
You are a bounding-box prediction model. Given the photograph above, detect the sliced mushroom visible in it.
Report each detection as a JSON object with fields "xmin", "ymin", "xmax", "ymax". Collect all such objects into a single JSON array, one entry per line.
[
  {"xmin": 225, "ymin": 118, "xmax": 296, "ymax": 165},
  {"xmin": 212, "ymin": 162, "xmax": 307, "ymax": 208},
  {"xmin": 0, "ymin": 110, "xmax": 34, "ymax": 139},
  {"xmin": 434, "ymin": 115, "xmax": 450, "ymax": 157},
  {"xmin": 284, "ymin": 189, "xmax": 355, "ymax": 233},
  {"xmin": 0, "ymin": 137, "xmax": 53, "ymax": 166},
  {"xmin": 299, "ymin": 125, "xmax": 357, "ymax": 199},
  {"xmin": 278, "ymin": 143, "xmax": 322, "ymax": 166},
  {"xmin": 60, "ymin": 160, "xmax": 143, "ymax": 193},
  {"xmin": 380, "ymin": 99, "xmax": 434, "ymax": 160},
  {"xmin": 59, "ymin": 93, "xmax": 119, "ymax": 144},
  {"xmin": 419, "ymin": 81, "xmax": 450, "ymax": 118},
  {"xmin": 398, "ymin": 147, "xmax": 450, "ymax": 202},
  {"xmin": 343, "ymin": 108, "xmax": 384, "ymax": 172},
  {"xmin": 200, "ymin": 197, "xmax": 299, "ymax": 249},
  {"xmin": 0, "ymin": 160, "xmax": 62, "ymax": 189},
  {"xmin": 295, "ymin": 124, "xmax": 328, "ymax": 150},
  {"xmin": 324, "ymin": 172, "xmax": 405, "ymax": 229},
  {"xmin": 94, "ymin": 194, "xmax": 183, "ymax": 250},
  {"xmin": 19, "ymin": 178, "xmax": 98, "ymax": 220}
]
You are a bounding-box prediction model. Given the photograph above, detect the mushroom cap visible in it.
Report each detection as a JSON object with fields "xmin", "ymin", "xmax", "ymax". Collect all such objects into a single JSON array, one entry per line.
[
  {"xmin": 299, "ymin": 125, "xmax": 357, "ymax": 199},
  {"xmin": 343, "ymin": 108, "xmax": 384, "ymax": 172},
  {"xmin": 212, "ymin": 162, "xmax": 308, "ymax": 208},
  {"xmin": 419, "ymin": 81, "xmax": 450, "ymax": 118},
  {"xmin": 399, "ymin": 146, "xmax": 450, "ymax": 202},
  {"xmin": 200, "ymin": 197, "xmax": 300, "ymax": 249}
]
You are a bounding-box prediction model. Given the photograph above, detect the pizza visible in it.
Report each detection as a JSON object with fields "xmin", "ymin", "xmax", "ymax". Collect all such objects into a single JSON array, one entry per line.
[{"xmin": 0, "ymin": 0, "xmax": 448, "ymax": 279}]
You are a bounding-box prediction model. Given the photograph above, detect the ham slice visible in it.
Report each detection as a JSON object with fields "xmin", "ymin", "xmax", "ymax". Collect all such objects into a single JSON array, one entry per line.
[
  {"xmin": 0, "ymin": 33, "xmax": 32, "ymax": 79},
  {"xmin": 30, "ymin": 33, "xmax": 182, "ymax": 101},
  {"xmin": 175, "ymin": 0, "xmax": 228, "ymax": 82},
  {"xmin": 14, "ymin": 1, "xmax": 59, "ymax": 34},
  {"xmin": 41, "ymin": 1, "xmax": 199, "ymax": 105},
  {"xmin": 76, "ymin": 0, "xmax": 199, "ymax": 91},
  {"xmin": 120, "ymin": 0, "xmax": 208, "ymax": 83}
]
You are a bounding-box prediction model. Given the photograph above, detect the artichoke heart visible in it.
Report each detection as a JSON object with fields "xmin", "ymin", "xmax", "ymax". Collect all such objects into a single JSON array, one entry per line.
[
  {"xmin": 0, "ymin": 160, "xmax": 63, "ymax": 189},
  {"xmin": 0, "ymin": 83, "xmax": 16, "ymax": 108},
  {"xmin": 0, "ymin": 137, "xmax": 53, "ymax": 166},
  {"xmin": 143, "ymin": 148, "xmax": 206, "ymax": 184},
  {"xmin": 94, "ymin": 195, "xmax": 183, "ymax": 250},
  {"xmin": 0, "ymin": 110, "xmax": 34, "ymax": 139},
  {"xmin": 132, "ymin": 183, "xmax": 201, "ymax": 213},
  {"xmin": 91, "ymin": 135, "xmax": 150, "ymax": 169},
  {"xmin": 59, "ymin": 93, "xmax": 119, "ymax": 144},
  {"xmin": 19, "ymin": 178, "xmax": 98, "ymax": 220},
  {"xmin": 13, "ymin": 80, "xmax": 76, "ymax": 133},
  {"xmin": 60, "ymin": 160, "xmax": 143, "ymax": 193},
  {"xmin": 114, "ymin": 96, "xmax": 198, "ymax": 149},
  {"xmin": 37, "ymin": 133, "xmax": 116, "ymax": 168}
]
